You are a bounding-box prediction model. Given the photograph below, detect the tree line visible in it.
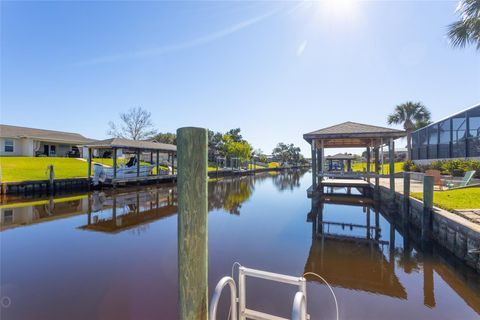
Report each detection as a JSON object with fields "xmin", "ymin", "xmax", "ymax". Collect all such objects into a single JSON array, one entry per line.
[{"xmin": 107, "ymin": 107, "xmax": 306, "ymax": 165}]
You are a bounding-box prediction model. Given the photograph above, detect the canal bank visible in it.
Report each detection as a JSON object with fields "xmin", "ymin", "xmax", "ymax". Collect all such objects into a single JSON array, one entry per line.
[
  {"xmin": 0, "ymin": 166, "xmax": 308, "ymax": 195},
  {"xmin": 2, "ymin": 170, "xmax": 480, "ymax": 319},
  {"xmin": 375, "ymin": 182, "xmax": 480, "ymax": 272}
]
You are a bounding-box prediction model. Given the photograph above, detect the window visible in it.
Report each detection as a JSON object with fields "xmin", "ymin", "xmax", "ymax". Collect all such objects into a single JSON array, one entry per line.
[
  {"xmin": 452, "ymin": 112, "xmax": 467, "ymax": 158},
  {"xmin": 4, "ymin": 139, "xmax": 14, "ymax": 153},
  {"xmin": 468, "ymin": 106, "xmax": 480, "ymax": 157},
  {"xmin": 428, "ymin": 125, "xmax": 438, "ymax": 159},
  {"xmin": 438, "ymin": 119, "xmax": 451, "ymax": 158},
  {"xmin": 411, "ymin": 131, "xmax": 419, "ymax": 160},
  {"xmin": 418, "ymin": 128, "xmax": 428, "ymax": 159}
]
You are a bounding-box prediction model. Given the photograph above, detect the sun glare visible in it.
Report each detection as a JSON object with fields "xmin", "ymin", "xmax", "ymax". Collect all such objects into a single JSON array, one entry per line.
[{"xmin": 315, "ymin": 0, "xmax": 358, "ymax": 19}]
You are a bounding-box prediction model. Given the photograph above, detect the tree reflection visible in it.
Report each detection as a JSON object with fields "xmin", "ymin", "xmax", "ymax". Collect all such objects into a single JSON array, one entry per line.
[
  {"xmin": 271, "ymin": 169, "xmax": 307, "ymax": 192},
  {"xmin": 208, "ymin": 177, "xmax": 254, "ymax": 215}
]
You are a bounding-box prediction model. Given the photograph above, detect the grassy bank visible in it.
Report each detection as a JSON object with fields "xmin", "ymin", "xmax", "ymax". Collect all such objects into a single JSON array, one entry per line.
[
  {"xmin": 411, "ymin": 188, "xmax": 480, "ymax": 211},
  {"xmin": 0, "ymin": 157, "xmax": 172, "ymax": 182}
]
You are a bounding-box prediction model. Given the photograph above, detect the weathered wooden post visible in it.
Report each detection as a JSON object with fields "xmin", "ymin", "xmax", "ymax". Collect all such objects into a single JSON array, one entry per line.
[
  {"xmin": 87, "ymin": 148, "xmax": 92, "ymax": 188},
  {"xmin": 311, "ymin": 140, "xmax": 317, "ymax": 190},
  {"xmin": 403, "ymin": 172, "xmax": 411, "ymax": 219},
  {"xmin": 366, "ymin": 146, "xmax": 371, "ymax": 183},
  {"xmin": 48, "ymin": 165, "xmax": 54, "ymax": 194},
  {"xmin": 422, "ymin": 175, "xmax": 434, "ymax": 241},
  {"xmin": 177, "ymin": 127, "xmax": 208, "ymax": 320},
  {"xmin": 388, "ymin": 139, "xmax": 396, "ymax": 208}
]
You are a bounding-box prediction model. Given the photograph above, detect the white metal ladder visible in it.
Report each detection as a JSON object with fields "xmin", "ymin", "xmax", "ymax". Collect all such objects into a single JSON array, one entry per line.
[{"xmin": 209, "ymin": 266, "xmax": 309, "ymax": 320}]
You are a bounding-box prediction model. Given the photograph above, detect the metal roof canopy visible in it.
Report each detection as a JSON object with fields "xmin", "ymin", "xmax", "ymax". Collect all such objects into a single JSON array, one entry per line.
[
  {"xmin": 303, "ymin": 121, "xmax": 406, "ymax": 148},
  {"xmin": 84, "ymin": 138, "xmax": 176, "ymax": 153},
  {"xmin": 325, "ymin": 153, "xmax": 356, "ymax": 160}
]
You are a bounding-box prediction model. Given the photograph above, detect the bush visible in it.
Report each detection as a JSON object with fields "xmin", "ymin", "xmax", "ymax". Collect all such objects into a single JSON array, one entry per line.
[{"xmin": 403, "ymin": 160, "xmax": 420, "ymax": 172}]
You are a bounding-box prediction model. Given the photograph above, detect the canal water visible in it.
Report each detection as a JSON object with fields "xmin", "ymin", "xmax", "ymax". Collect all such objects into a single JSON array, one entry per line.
[{"xmin": 1, "ymin": 170, "xmax": 479, "ymax": 320}]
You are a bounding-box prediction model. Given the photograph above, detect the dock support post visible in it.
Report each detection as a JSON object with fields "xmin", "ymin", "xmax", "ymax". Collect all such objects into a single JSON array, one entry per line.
[
  {"xmin": 311, "ymin": 140, "xmax": 317, "ymax": 190},
  {"xmin": 177, "ymin": 127, "xmax": 208, "ymax": 320},
  {"xmin": 403, "ymin": 172, "xmax": 410, "ymax": 219},
  {"xmin": 48, "ymin": 165, "xmax": 54, "ymax": 194},
  {"xmin": 366, "ymin": 146, "xmax": 371, "ymax": 183},
  {"xmin": 374, "ymin": 147, "xmax": 380, "ymax": 199},
  {"xmin": 137, "ymin": 149, "xmax": 141, "ymax": 178},
  {"xmin": 388, "ymin": 139, "xmax": 396, "ymax": 207},
  {"xmin": 171, "ymin": 152, "xmax": 175, "ymax": 175},
  {"xmin": 320, "ymin": 140, "xmax": 325, "ymax": 175},
  {"xmin": 87, "ymin": 148, "xmax": 92, "ymax": 188},
  {"xmin": 156, "ymin": 151, "xmax": 160, "ymax": 176},
  {"xmin": 422, "ymin": 175, "xmax": 434, "ymax": 241},
  {"xmin": 113, "ymin": 147, "xmax": 117, "ymax": 180}
]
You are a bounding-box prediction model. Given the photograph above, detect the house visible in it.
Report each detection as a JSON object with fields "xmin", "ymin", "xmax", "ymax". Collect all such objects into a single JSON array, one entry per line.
[
  {"xmin": 0, "ymin": 124, "xmax": 95, "ymax": 157},
  {"xmin": 411, "ymin": 103, "xmax": 480, "ymax": 164}
]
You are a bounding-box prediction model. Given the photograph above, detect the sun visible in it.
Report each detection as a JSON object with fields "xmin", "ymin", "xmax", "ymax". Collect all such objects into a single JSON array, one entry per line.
[{"xmin": 315, "ymin": 0, "xmax": 358, "ymax": 19}]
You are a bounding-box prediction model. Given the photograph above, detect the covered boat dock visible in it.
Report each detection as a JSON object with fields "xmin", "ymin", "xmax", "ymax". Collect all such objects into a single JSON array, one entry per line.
[
  {"xmin": 84, "ymin": 138, "xmax": 177, "ymax": 186},
  {"xmin": 303, "ymin": 121, "xmax": 406, "ymax": 198}
]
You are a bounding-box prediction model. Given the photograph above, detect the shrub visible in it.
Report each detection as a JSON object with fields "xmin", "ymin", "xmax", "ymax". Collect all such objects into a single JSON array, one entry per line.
[
  {"xmin": 444, "ymin": 159, "xmax": 466, "ymax": 177},
  {"xmin": 403, "ymin": 160, "xmax": 420, "ymax": 172}
]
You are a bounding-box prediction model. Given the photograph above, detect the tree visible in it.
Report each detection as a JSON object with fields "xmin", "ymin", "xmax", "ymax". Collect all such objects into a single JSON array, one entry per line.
[
  {"xmin": 226, "ymin": 128, "xmax": 243, "ymax": 142},
  {"xmin": 387, "ymin": 101, "xmax": 432, "ymax": 160},
  {"xmin": 108, "ymin": 107, "xmax": 157, "ymax": 140},
  {"xmin": 222, "ymin": 134, "xmax": 252, "ymax": 162},
  {"xmin": 447, "ymin": 0, "xmax": 480, "ymax": 50},
  {"xmin": 152, "ymin": 132, "xmax": 176, "ymax": 145},
  {"xmin": 272, "ymin": 143, "xmax": 302, "ymax": 165}
]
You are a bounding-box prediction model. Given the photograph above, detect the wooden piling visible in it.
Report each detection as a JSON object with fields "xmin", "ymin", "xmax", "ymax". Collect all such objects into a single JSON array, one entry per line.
[
  {"xmin": 48, "ymin": 165, "xmax": 54, "ymax": 194},
  {"xmin": 422, "ymin": 175, "xmax": 434, "ymax": 241},
  {"xmin": 389, "ymin": 139, "xmax": 395, "ymax": 203},
  {"xmin": 177, "ymin": 127, "xmax": 208, "ymax": 320},
  {"xmin": 311, "ymin": 140, "xmax": 317, "ymax": 190},
  {"xmin": 403, "ymin": 172, "xmax": 411, "ymax": 217}
]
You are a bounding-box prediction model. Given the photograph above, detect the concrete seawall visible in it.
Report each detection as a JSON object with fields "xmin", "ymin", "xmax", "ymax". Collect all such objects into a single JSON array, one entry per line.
[{"xmin": 376, "ymin": 185, "xmax": 480, "ymax": 273}]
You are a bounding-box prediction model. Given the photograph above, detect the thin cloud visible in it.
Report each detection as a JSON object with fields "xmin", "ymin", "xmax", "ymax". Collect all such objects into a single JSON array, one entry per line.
[
  {"xmin": 297, "ymin": 40, "xmax": 308, "ymax": 56},
  {"xmin": 75, "ymin": 9, "xmax": 277, "ymax": 66}
]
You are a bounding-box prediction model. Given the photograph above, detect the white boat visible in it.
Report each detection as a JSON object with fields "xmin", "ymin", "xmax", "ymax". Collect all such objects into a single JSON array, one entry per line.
[{"xmin": 103, "ymin": 164, "xmax": 156, "ymax": 179}]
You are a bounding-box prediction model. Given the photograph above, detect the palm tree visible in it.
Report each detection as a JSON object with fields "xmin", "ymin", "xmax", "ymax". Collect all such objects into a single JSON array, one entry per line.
[
  {"xmin": 447, "ymin": 0, "xmax": 480, "ymax": 50},
  {"xmin": 387, "ymin": 101, "xmax": 431, "ymax": 160}
]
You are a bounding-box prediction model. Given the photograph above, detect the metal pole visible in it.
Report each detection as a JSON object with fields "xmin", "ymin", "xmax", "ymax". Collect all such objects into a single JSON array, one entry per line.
[{"xmin": 177, "ymin": 127, "xmax": 208, "ymax": 320}]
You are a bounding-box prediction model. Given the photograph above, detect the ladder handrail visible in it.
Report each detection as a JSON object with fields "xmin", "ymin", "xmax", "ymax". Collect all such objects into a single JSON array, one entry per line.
[
  {"xmin": 291, "ymin": 292, "xmax": 307, "ymax": 320},
  {"xmin": 209, "ymin": 276, "xmax": 237, "ymax": 320}
]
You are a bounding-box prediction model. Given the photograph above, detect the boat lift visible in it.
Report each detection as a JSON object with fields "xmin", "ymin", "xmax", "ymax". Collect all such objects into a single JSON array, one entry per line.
[{"xmin": 210, "ymin": 265, "xmax": 309, "ymax": 320}]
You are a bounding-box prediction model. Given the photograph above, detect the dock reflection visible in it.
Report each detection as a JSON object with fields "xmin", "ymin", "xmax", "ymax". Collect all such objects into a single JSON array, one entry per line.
[{"xmin": 306, "ymin": 188, "xmax": 480, "ymax": 313}]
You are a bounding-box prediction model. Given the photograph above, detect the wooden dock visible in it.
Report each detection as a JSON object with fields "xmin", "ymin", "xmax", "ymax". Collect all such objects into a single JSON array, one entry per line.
[{"xmin": 321, "ymin": 178, "xmax": 370, "ymax": 188}]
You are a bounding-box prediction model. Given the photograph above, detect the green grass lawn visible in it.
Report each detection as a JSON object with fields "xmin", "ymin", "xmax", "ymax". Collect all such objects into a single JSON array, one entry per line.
[
  {"xmin": 351, "ymin": 161, "xmax": 404, "ymax": 174},
  {"xmin": 411, "ymin": 188, "xmax": 480, "ymax": 211},
  {"xmin": 1, "ymin": 157, "xmax": 89, "ymax": 182},
  {"xmin": 0, "ymin": 157, "xmax": 172, "ymax": 182}
]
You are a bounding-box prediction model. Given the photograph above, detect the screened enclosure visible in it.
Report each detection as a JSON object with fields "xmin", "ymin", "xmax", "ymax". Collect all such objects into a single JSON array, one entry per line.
[{"xmin": 412, "ymin": 105, "xmax": 480, "ymax": 160}]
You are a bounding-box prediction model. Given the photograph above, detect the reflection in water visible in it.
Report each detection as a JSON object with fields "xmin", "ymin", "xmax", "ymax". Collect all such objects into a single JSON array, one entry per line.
[
  {"xmin": 81, "ymin": 189, "xmax": 176, "ymax": 234},
  {"xmin": 307, "ymin": 188, "xmax": 480, "ymax": 316},
  {"xmin": 1, "ymin": 171, "xmax": 480, "ymax": 320},
  {"xmin": 271, "ymin": 169, "xmax": 304, "ymax": 192}
]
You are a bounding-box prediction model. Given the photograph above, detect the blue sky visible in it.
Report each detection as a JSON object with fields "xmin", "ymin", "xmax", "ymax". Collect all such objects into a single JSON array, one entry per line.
[{"xmin": 1, "ymin": 0, "xmax": 479, "ymax": 156}]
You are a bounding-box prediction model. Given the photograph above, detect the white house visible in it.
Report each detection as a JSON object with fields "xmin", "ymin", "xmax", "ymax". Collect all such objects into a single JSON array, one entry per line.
[{"xmin": 0, "ymin": 124, "xmax": 95, "ymax": 157}]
